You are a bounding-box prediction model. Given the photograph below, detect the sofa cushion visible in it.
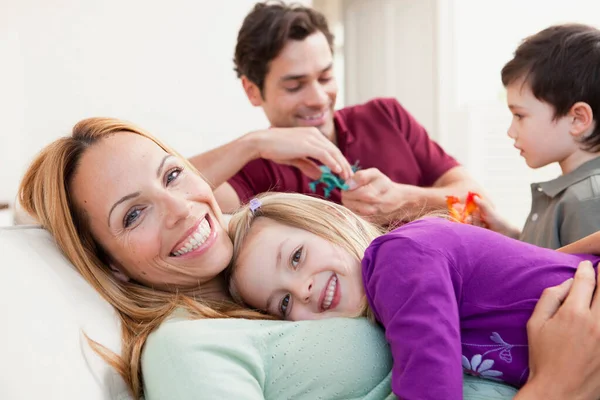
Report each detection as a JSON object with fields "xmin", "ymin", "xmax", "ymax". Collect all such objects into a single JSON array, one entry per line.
[{"xmin": 0, "ymin": 225, "xmax": 130, "ymax": 400}]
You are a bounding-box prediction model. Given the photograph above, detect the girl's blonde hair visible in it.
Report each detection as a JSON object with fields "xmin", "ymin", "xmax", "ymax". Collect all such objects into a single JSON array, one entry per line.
[
  {"xmin": 18, "ymin": 117, "xmax": 266, "ymax": 399},
  {"xmin": 227, "ymin": 192, "xmax": 387, "ymax": 318}
]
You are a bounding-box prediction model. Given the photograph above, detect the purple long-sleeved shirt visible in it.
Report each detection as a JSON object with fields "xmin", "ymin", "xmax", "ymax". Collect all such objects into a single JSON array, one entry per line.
[{"xmin": 362, "ymin": 218, "xmax": 600, "ymax": 400}]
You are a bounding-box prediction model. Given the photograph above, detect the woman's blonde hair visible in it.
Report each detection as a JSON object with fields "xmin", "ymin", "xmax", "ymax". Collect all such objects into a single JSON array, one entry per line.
[
  {"xmin": 18, "ymin": 117, "xmax": 266, "ymax": 399},
  {"xmin": 227, "ymin": 192, "xmax": 387, "ymax": 318}
]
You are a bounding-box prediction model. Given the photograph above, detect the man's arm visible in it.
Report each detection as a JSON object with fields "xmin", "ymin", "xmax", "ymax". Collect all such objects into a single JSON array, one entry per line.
[
  {"xmin": 213, "ymin": 182, "xmax": 242, "ymax": 213},
  {"xmin": 189, "ymin": 127, "xmax": 353, "ymax": 190},
  {"xmin": 341, "ymin": 166, "xmax": 484, "ymax": 224},
  {"xmin": 188, "ymin": 134, "xmax": 259, "ymax": 190},
  {"xmin": 341, "ymin": 98, "xmax": 485, "ymax": 223},
  {"xmin": 412, "ymin": 165, "xmax": 485, "ymax": 210}
]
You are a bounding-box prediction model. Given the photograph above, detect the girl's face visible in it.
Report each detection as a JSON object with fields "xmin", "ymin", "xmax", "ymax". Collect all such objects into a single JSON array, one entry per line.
[
  {"xmin": 233, "ymin": 217, "xmax": 365, "ymax": 320},
  {"xmin": 70, "ymin": 132, "xmax": 233, "ymax": 290}
]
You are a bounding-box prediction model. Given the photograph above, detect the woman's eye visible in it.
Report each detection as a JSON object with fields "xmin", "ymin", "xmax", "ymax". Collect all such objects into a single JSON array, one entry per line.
[
  {"xmin": 291, "ymin": 247, "xmax": 302, "ymax": 268},
  {"xmin": 280, "ymin": 294, "xmax": 291, "ymax": 317},
  {"xmin": 124, "ymin": 208, "xmax": 142, "ymax": 228},
  {"xmin": 165, "ymin": 167, "xmax": 182, "ymax": 185}
]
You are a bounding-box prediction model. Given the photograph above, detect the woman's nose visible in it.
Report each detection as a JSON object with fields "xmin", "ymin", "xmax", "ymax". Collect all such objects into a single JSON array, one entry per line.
[{"xmin": 163, "ymin": 193, "xmax": 190, "ymax": 228}]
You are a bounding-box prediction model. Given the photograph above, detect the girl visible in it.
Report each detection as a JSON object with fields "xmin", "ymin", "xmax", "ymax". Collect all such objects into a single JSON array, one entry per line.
[{"xmin": 226, "ymin": 192, "xmax": 600, "ymax": 400}]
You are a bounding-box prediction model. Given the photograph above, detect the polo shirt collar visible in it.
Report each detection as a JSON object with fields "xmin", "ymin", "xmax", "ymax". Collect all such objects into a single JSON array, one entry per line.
[{"xmin": 538, "ymin": 156, "xmax": 600, "ymax": 197}]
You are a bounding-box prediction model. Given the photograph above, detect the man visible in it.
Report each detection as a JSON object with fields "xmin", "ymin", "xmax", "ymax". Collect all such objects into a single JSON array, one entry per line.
[{"xmin": 191, "ymin": 1, "xmax": 482, "ymax": 223}]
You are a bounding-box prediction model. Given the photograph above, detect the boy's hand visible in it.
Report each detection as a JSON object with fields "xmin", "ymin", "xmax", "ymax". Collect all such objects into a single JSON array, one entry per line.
[{"xmin": 472, "ymin": 195, "xmax": 521, "ymax": 239}]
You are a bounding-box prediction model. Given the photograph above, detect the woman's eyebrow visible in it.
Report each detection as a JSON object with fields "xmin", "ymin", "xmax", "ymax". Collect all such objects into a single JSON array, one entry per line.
[
  {"xmin": 107, "ymin": 154, "xmax": 172, "ymax": 227},
  {"xmin": 108, "ymin": 192, "xmax": 141, "ymax": 227},
  {"xmin": 156, "ymin": 155, "xmax": 172, "ymax": 178},
  {"xmin": 108, "ymin": 192, "xmax": 141, "ymax": 228}
]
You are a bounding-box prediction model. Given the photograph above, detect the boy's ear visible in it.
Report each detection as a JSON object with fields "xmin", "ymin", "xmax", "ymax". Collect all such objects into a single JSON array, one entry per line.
[
  {"xmin": 241, "ymin": 76, "xmax": 263, "ymax": 107},
  {"xmin": 569, "ymin": 101, "xmax": 594, "ymax": 138}
]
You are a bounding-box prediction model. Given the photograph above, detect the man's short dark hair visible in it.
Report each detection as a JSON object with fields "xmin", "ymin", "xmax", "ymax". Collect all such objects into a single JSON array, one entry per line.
[
  {"xmin": 501, "ymin": 23, "xmax": 600, "ymax": 151},
  {"xmin": 234, "ymin": 1, "xmax": 334, "ymax": 95}
]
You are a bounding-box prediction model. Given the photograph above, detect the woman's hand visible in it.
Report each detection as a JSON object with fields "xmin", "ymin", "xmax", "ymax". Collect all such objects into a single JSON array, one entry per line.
[{"xmin": 517, "ymin": 261, "xmax": 600, "ymax": 400}]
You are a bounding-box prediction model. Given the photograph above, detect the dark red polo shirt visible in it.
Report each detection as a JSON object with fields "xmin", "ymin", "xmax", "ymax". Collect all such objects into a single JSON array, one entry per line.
[{"xmin": 228, "ymin": 97, "xmax": 459, "ymax": 204}]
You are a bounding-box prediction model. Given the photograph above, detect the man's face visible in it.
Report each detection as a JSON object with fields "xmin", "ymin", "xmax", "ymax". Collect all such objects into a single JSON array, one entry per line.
[{"xmin": 245, "ymin": 32, "xmax": 338, "ymax": 141}]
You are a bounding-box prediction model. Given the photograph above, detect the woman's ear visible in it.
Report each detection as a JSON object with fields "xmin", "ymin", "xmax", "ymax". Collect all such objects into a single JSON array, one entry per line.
[
  {"xmin": 569, "ymin": 101, "xmax": 595, "ymax": 138},
  {"xmin": 108, "ymin": 262, "xmax": 130, "ymax": 283}
]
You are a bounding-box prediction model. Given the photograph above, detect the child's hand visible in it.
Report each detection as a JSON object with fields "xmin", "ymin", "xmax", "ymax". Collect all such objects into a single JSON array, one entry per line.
[
  {"xmin": 446, "ymin": 192, "xmax": 488, "ymax": 228},
  {"xmin": 472, "ymin": 195, "xmax": 521, "ymax": 239},
  {"xmin": 449, "ymin": 202, "xmax": 487, "ymax": 228}
]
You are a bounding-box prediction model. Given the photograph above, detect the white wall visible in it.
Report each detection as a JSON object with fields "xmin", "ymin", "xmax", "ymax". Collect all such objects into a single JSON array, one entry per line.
[
  {"xmin": 0, "ymin": 0, "xmax": 308, "ymax": 204},
  {"xmin": 343, "ymin": 0, "xmax": 437, "ymax": 136}
]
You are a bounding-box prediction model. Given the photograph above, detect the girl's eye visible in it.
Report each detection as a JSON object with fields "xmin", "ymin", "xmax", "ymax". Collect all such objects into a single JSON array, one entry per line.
[
  {"xmin": 291, "ymin": 247, "xmax": 302, "ymax": 268},
  {"xmin": 280, "ymin": 294, "xmax": 291, "ymax": 317},
  {"xmin": 124, "ymin": 208, "xmax": 142, "ymax": 228},
  {"xmin": 165, "ymin": 167, "xmax": 183, "ymax": 185}
]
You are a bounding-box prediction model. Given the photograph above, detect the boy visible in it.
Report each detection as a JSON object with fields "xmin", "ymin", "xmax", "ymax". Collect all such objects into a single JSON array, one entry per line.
[{"xmin": 478, "ymin": 24, "xmax": 600, "ymax": 249}]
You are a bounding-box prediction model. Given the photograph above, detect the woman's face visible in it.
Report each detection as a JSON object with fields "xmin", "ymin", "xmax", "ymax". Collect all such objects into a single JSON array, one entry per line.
[{"xmin": 70, "ymin": 132, "xmax": 233, "ymax": 290}]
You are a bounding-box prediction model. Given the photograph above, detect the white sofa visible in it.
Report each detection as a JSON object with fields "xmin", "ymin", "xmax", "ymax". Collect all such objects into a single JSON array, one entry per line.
[
  {"xmin": 0, "ymin": 222, "xmax": 518, "ymax": 400},
  {"xmin": 0, "ymin": 224, "xmax": 131, "ymax": 400}
]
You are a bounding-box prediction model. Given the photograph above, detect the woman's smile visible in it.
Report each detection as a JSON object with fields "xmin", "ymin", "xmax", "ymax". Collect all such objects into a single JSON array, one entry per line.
[{"xmin": 170, "ymin": 214, "xmax": 218, "ymax": 258}]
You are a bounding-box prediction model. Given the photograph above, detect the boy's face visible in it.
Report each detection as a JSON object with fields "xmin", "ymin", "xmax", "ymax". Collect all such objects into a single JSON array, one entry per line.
[
  {"xmin": 506, "ymin": 80, "xmax": 578, "ymax": 169},
  {"xmin": 232, "ymin": 217, "xmax": 365, "ymax": 321},
  {"xmin": 243, "ymin": 32, "xmax": 338, "ymax": 141}
]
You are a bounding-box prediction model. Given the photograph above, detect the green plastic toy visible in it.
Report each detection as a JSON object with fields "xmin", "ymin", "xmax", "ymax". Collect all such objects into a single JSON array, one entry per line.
[{"xmin": 309, "ymin": 162, "xmax": 360, "ymax": 198}]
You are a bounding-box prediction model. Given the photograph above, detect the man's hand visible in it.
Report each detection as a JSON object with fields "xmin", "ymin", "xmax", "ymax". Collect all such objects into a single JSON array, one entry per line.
[
  {"xmin": 472, "ymin": 195, "xmax": 520, "ymax": 239},
  {"xmin": 249, "ymin": 127, "xmax": 353, "ymax": 180},
  {"xmin": 516, "ymin": 261, "xmax": 600, "ymax": 400},
  {"xmin": 341, "ymin": 168, "xmax": 416, "ymax": 224}
]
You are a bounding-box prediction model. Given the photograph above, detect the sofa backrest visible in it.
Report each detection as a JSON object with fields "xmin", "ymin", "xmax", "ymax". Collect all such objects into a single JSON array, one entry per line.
[{"xmin": 0, "ymin": 225, "xmax": 130, "ymax": 400}]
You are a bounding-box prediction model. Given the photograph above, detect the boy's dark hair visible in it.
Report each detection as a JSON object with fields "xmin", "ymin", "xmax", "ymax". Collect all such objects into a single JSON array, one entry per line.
[
  {"xmin": 502, "ymin": 24, "xmax": 600, "ymax": 151},
  {"xmin": 234, "ymin": 1, "xmax": 334, "ymax": 96}
]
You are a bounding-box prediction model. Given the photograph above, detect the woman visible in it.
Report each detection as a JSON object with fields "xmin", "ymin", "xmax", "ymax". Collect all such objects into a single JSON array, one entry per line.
[{"xmin": 17, "ymin": 117, "xmax": 600, "ymax": 399}]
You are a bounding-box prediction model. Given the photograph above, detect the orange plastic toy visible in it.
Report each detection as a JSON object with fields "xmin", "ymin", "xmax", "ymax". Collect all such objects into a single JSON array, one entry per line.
[{"xmin": 446, "ymin": 192, "xmax": 481, "ymax": 224}]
